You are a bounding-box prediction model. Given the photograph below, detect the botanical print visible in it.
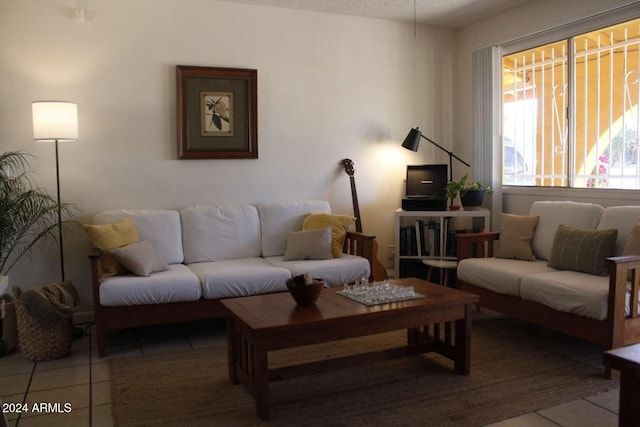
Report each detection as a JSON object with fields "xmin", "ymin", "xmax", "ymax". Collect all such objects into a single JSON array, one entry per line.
[
  {"xmin": 178, "ymin": 65, "xmax": 257, "ymax": 159},
  {"xmin": 201, "ymin": 91, "xmax": 233, "ymax": 136}
]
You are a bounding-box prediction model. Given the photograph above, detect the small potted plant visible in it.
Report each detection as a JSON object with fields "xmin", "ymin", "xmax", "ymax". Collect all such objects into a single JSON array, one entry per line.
[
  {"xmin": 445, "ymin": 175, "xmax": 493, "ymax": 211},
  {"xmin": 445, "ymin": 179, "xmax": 463, "ymax": 210}
]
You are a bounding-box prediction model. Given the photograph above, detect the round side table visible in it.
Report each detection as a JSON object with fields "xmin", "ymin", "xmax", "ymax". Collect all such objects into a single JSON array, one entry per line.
[{"xmin": 422, "ymin": 259, "xmax": 458, "ymax": 287}]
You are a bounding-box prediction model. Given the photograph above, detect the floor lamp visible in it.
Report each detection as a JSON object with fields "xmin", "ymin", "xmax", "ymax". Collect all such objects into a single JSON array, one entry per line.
[{"xmin": 32, "ymin": 101, "xmax": 79, "ymax": 282}]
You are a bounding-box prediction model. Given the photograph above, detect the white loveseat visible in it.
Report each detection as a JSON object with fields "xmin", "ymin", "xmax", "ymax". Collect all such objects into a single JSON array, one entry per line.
[
  {"xmin": 456, "ymin": 201, "xmax": 640, "ymax": 375},
  {"xmin": 88, "ymin": 200, "xmax": 374, "ymax": 356}
]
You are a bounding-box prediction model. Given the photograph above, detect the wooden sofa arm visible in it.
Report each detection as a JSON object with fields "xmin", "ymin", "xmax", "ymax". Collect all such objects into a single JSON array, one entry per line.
[
  {"xmin": 88, "ymin": 252, "xmax": 102, "ymax": 310},
  {"xmin": 456, "ymin": 231, "xmax": 500, "ymax": 261},
  {"xmin": 607, "ymin": 256, "xmax": 640, "ymax": 345},
  {"xmin": 344, "ymin": 231, "xmax": 376, "ymax": 280}
]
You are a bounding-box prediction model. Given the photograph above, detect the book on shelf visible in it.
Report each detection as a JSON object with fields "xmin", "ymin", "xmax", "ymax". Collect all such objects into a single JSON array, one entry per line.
[
  {"xmin": 399, "ymin": 226, "xmax": 417, "ymax": 256},
  {"xmin": 399, "ymin": 224, "xmax": 425, "ymax": 256},
  {"xmin": 399, "ymin": 220, "xmax": 448, "ymax": 257},
  {"xmin": 427, "ymin": 221, "xmax": 436, "ymax": 257},
  {"xmin": 415, "ymin": 220, "xmax": 426, "ymax": 256},
  {"xmin": 399, "ymin": 227, "xmax": 407, "ymax": 256},
  {"xmin": 397, "ymin": 211, "xmax": 489, "ymax": 262}
]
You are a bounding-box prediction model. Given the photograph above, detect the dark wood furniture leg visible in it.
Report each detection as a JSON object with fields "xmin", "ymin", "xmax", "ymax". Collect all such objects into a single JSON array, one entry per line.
[
  {"xmin": 226, "ymin": 318, "xmax": 238, "ymax": 385},
  {"xmin": 226, "ymin": 318, "xmax": 271, "ymax": 420},
  {"xmin": 603, "ymin": 345, "xmax": 640, "ymax": 427},
  {"xmin": 253, "ymin": 338, "xmax": 270, "ymax": 420},
  {"xmin": 454, "ymin": 304, "xmax": 472, "ymax": 374}
]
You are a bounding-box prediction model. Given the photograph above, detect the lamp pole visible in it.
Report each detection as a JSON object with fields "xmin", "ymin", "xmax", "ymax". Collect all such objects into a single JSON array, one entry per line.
[{"xmin": 55, "ymin": 139, "xmax": 65, "ymax": 281}]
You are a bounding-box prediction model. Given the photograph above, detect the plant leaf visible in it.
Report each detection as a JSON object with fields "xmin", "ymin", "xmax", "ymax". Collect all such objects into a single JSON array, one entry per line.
[{"xmin": 212, "ymin": 114, "xmax": 222, "ymax": 131}]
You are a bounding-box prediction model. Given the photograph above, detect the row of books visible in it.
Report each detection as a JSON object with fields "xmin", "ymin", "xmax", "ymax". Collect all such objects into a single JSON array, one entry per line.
[{"xmin": 399, "ymin": 220, "xmax": 460, "ymax": 257}]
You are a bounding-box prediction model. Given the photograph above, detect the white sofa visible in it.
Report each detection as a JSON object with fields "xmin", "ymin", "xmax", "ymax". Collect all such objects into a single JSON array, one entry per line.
[
  {"xmin": 89, "ymin": 200, "xmax": 374, "ymax": 356},
  {"xmin": 456, "ymin": 201, "xmax": 640, "ymax": 376}
]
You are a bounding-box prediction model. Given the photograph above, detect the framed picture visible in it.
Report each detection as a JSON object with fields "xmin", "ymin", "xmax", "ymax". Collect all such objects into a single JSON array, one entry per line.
[{"xmin": 177, "ymin": 66, "xmax": 258, "ymax": 159}]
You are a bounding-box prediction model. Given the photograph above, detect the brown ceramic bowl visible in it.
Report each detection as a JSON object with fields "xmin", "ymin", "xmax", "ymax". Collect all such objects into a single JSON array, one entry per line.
[{"xmin": 286, "ymin": 280, "xmax": 324, "ymax": 306}]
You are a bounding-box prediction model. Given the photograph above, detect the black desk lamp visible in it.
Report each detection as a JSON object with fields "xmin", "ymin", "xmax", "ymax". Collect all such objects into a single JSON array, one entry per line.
[{"xmin": 402, "ymin": 127, "xmax": 470, "ymax": 182}]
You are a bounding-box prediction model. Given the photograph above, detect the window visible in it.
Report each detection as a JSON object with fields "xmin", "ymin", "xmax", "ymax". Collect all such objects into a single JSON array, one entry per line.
[{"xmin": 502, "ymin": 17, "xmax": 640, "ymax": 189}]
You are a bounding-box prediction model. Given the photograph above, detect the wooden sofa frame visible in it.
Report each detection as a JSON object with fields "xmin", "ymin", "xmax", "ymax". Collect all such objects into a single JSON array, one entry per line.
[
  {"xmin": 456, "ymin": 232, "xmax": 640, "ymax": 378},
  {"xmin": 90, "ymin": 231, "xmax": 376, "ymax": 357}
]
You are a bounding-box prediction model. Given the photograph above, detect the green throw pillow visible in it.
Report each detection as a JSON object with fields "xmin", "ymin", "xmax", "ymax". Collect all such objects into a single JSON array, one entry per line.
[{"xmin": 547, "ymin": 225, "xmax": 618, "ymax": 276}]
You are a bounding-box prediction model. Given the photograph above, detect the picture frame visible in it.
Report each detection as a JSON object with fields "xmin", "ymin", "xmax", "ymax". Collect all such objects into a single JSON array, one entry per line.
[{"xmin": 177, "ymin": 65, "xmax": 258, "ymax": 159}]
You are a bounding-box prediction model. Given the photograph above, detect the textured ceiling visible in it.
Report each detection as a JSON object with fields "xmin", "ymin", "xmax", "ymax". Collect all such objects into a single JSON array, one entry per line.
[{"xmin": 218, "ymin": 0, "xmax": 530, "ymax": 28}]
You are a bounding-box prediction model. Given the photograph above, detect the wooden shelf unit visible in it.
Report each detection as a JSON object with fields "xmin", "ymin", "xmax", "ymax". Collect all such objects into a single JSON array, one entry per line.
[{"xmin": 394, "ymin": 208, "xmax": 491, "ymax": 279}]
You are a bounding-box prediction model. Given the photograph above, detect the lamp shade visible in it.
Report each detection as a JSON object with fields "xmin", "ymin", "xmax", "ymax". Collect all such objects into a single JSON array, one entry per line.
[
  {"xmin": 32, "ymin": 101, "xmax": 78, "ymax": 141},
  {"xmin": 401, "ymin": 127, "xmax": 421, "ymax": 151}
]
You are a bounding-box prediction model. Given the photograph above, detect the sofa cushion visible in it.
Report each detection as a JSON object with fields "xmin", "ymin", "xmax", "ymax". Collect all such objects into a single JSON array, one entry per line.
[
  {"xmin": 494, "ymin": 213, "xmax": 538, "ymax": 261},
  {"xmin": 85, "ymin": 217, "xmax": 139, "ymax": 278},
  {"xmin": 529, "ymin": 201, "xmax": 604, "ymax": 261},
  {"xmin": 598, "ymin": 206, "xmax": 640, "ymax": 256},
  {"xmin": 302, "ymin": 213, "xmax": 356, "ymax": 257},
  {"xmin": 283, "ymin": 227, "xmax": 333, "ymax": 261},
  {"xmin": 265, "ymin": 254, "xmax": 371, "ymax": 286},
  {"xmin": 94, "ymin": 209, "xmax": 184, "ymax": 264},
  {"xmin": 458, "ymin": 258, "xmax": 556, "ymax": 297},
  {"xmin": 180, "ymin": 205, "xmax": 261, "ymax": 263},
  {"xmin": 623, "ymin": 222, "xmax": 640, "ymax": 256},
  {"xmin": 547, "ymin": 225, "xmax": 617, "ymax": 276},
  {"xmin": 519, "ymin": 270, "xmax": 610, "ymax": 320},
  {"xmin": 110, "ymin": 241, "xmax": 170, "ymax": 277},
  {"xmin": 621, "ymin": 222, "xmax": 640, "ymax": 281},
  {"xmin": 258, "ymin": 200, "xmax": 331, "ymax": 257},
  {"xmin": 99, "ymin": 264, "xmax": 201, "ymax": 306},
  {"xmin": 187, "ymin": 258, "xmax": 291, "ymax": 299}
]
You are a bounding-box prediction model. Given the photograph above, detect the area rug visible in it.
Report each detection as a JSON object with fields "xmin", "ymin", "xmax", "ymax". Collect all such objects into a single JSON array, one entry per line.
[{"xmin": 110, "ymin": 319, "xmax": 617, "ymax": 427}]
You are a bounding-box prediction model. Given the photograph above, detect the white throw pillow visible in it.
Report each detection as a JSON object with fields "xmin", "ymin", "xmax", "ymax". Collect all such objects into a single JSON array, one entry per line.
[
  {"xmin": 110, "ymin": 241, "xmax": 170, "ymax": 277},
  {"xmin": 283, "ymin": 227, "xmax": 333, "ymax": 261}
]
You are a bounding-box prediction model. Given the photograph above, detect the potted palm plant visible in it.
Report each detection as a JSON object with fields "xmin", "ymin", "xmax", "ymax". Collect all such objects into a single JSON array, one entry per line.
[
  {"xmin": 445, "ymin": 175, "xmax": 493, "ymax": 211},
  {"xmin": 0, "ymin": 151, "xmax": 75, "ymax": 276}
]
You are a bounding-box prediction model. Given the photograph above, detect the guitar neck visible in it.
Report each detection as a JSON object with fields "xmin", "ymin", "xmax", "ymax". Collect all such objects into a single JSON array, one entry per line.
[{"xmin": 349, "ymin": 176, "xmax": 363, "ymax": 233}]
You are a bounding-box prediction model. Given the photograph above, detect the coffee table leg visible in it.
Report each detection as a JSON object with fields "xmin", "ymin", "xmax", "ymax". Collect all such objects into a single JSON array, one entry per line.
[
  {"xmin": 253, "ymin": 339, "xmax": 271, "ymax": 420},
  {"xmin": 226, "ymin": 318, "xmax": 238, "ymax": 384},
  {"xmin": 454, "ymin": 303, "xmax": 472, "ymax": 375},
  {"xmin": 226, "ymin": 321, "xmax": 271, "ymax": 420}
]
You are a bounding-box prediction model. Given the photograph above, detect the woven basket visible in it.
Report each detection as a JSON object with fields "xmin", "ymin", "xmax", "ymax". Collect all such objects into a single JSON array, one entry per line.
[{"xmin": 13, "ymin": 282, "xmax": 78, "ymax": 362}]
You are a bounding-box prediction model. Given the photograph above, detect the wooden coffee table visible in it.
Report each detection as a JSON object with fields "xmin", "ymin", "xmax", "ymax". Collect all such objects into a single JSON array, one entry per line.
[{"xmin": 220, "ymin": 277, "xmax": 479, "ymax": 420}]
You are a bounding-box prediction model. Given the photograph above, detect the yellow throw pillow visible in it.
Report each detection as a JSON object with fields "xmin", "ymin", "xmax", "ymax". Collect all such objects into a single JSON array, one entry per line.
[
  {"xmin": 302, "ymin": 213, "xmax": 356, "ymax": 258},
  {"xmin": 85, "ymin": 217, "xmax": 139, "ymax": 278}
]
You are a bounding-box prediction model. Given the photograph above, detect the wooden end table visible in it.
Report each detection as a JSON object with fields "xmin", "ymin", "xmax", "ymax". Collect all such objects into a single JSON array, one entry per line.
[{"xmin": 220, "ymin": 277, "xmax": 479, "ymax": 420}]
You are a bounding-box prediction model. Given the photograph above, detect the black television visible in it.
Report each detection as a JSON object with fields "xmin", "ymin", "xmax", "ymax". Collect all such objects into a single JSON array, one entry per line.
[{"xmin": 405, "ymin": 164, "xmax": 448, "ymax": 198}]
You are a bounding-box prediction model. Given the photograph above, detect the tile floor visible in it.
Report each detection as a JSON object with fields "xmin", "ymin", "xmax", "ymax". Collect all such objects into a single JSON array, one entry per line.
[{"xmin": 0, "ymin": 318, "xmax": 621, "ymax": 427}]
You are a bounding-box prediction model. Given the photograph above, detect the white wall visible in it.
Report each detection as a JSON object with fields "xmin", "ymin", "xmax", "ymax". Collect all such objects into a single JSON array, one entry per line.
[
  {"xmin": 454, "ymin": 0, "xmax": 640, "ymax": 218},
  {"xmin": 0, "ymin": 0, "xmax": 456, "ymax": 313}
]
